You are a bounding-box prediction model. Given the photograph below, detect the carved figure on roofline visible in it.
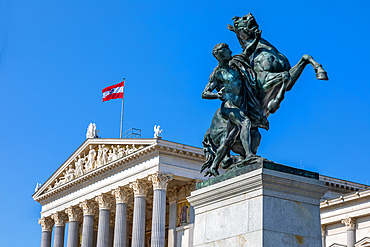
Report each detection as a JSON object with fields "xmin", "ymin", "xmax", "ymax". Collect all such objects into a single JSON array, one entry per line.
[
  {"xmin": 86, "ymin": 123, "xmax": 100, "ymax": 139},
  {"xmin": 108, "ymin": 145, "xmax": 118, "ymax": 162},
  {"xmin": 96, "ymin": 145, "xmax": 103, "ymax": 168},
  {"xmin": 102, "ymin": 145, "xmax": 109, "ymax": 166},
  {"xmin": 65, "ymin": 165, "xmax": 75, "ymax": 182},
  {"xmin": 154, "ymin": 125, "xmax": 162, "ymax": 139},
  {"xmin": 85, "ymin": 145, "xmax": 96, "ymax": 172},
  {"xmin": 75, "ymin": 155, "xmax": 84, "ymax": 177},
  {"xmin": 117, "ymin": 145, "xmax": 125, "ymax": 158},
  {"xmin": 201, "ymin": 13, "xmax": 328, "ymax": 177}
]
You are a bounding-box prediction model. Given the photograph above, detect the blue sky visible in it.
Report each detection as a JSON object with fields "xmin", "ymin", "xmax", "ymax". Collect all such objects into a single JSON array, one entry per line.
[{"xmin": 1, "ymin": 0, "xmax": 370, "ymax": 246}]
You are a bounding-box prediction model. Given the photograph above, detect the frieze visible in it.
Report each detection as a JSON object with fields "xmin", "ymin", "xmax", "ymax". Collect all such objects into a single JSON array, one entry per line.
[{"xmin": 46, "ymin": 144, "xmax": 145, "ymax": 191}]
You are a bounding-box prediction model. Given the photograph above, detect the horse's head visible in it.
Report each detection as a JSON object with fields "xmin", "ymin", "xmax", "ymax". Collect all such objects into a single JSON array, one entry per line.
[{"xmin": 228, "ymin": 13, "xmax": 259, "ymax": 48}]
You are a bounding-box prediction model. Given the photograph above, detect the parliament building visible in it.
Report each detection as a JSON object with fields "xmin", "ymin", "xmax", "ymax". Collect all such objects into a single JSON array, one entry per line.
[{"xmin": 33, "ymin": 132, "xmax": 370, "ymax": 247}]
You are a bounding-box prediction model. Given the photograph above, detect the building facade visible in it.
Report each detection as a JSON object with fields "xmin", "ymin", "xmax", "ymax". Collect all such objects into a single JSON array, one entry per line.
[{"xmin": 33, "ymin": 137, "xmax": 370, "ymax": 247}]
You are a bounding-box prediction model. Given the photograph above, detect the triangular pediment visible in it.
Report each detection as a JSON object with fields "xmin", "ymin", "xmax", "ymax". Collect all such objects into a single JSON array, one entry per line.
[
  {"xmin": 33, "ymin": 138, "xmax": 157, "ymax": 200},
  {"xmin": 355, "ymin": 237, "xmax": 370, "ymax": 247},
  {"xmin": 329, "ymin": 244, "xmax": 346, "ymax": 247}
]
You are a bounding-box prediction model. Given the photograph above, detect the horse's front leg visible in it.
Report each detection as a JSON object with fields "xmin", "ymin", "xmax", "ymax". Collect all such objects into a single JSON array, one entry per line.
[{"xmin": 287, "ymin": 54, "xmax": 328, "ymax": 91}]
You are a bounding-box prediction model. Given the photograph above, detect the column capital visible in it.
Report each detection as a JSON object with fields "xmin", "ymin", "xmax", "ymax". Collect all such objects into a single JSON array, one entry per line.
[
  {"xmin": 167, "ymin": 186, "xmax": 179, "ymax": 204},
  {"xmin": 148, "ymin": 172, "xmax": 173, "ymax": 190},
  {"xmin": 39, "ymin": 217, "xmax": 54, "ymax": 231},
  {"xmin": 65, "ymin": 206, "xmax": 81, "ymax": 222},
  {"xmin": 112, "ymin": 187, "xmax": 131, "ymax": 203},
  {"xmin": 321, "ymin": 225, "xmax": 326, "ymax": 237},
  {"xmin": 95, "ymin": 193, "xmax": 113, "ymax": 210},
  {"xmin": 341, "ymin": 217, "xmax": 356, "ymax": 230},
  {"xmin": 51, "ymin": 211, "xmax": 68, "ymax": 226},
  {"xmin": 79, "ymin": 200, "xmax": 97, "ymax": 215},
  {"xmin": 130, "ymin": 180, "xmax": 150, "ymax": 197}
]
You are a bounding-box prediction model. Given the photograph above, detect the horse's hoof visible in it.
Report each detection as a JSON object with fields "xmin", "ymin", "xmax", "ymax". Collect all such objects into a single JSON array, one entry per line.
[{"xmin": 315, "ymin": 65, "xmax": 329, "ymax": 80}]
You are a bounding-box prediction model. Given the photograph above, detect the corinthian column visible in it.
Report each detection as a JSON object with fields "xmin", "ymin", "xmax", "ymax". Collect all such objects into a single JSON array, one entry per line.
[
  {"xmin": 65, "ymin": 206, "xmax": 81, "ymax": 247},
  {"xmin": 80, "ymin": 200, "xmax": 97, "ymax": 247},
  {"xmin": 130, "ymin": 180, "xmax": 150, "ymax": 247},
  {"xmin": 39, "ymin": 217, "xmax": 54, "ymax": 247},
  {"xmin": 167, "ymin": 187, "xmax": 178, "ymax": 247},
  {"xmin": 112, "ymin": 187, "xmax": 131, "ymax": 247},
  {"xmin": 93, "ymin": 217, "xmax": 99, "ymax": 247},
  {"xmin": 149, "ymin": 172, "xmax": 173, "ymax": 247},
  {"xmin": 51, "ymin": 212, "xmax": 67, "ymax": 247},
  {"xmin": 342, "ymin": 217, "xmax": 356, "ymax": 247},
  {"xmin": 95, "ymin": 193, "xmax": 113, "ymax": 247}
]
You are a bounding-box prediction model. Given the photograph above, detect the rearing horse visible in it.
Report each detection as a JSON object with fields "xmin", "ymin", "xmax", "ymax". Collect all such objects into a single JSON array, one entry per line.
[{"xmin": 201, "ymin": 13, "xmax": 328, "ymax": 176}]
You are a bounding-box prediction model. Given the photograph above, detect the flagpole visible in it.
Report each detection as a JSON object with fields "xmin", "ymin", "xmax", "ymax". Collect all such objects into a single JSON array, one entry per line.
[{"xmin": 120, "ymin": 78, "xmax": 125, "ymax": 138}]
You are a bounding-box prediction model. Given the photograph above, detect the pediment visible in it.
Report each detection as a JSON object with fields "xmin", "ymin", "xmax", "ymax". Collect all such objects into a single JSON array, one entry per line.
[
  {"xmin": 355, "ymin": 237, "xmax": 370, "ymax": 247},
  {"xmin": 329, "ymin": 244, "xmax": 346, "ymax": 247},
  {"xmin": 33, "ymin": 138, "xmax": 157, "ymax": 200}
]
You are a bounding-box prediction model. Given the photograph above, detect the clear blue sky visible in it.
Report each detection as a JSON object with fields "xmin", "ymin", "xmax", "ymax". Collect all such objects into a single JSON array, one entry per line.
[{"xmin": 1, "ymin": 0, "xmax": 370, "ymax": 246}]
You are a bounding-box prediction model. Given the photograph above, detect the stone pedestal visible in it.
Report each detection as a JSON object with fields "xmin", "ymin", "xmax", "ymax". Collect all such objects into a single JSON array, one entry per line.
[{"xmin": 187, "ymin": 161, "xmax": 328, "ymax": 247}]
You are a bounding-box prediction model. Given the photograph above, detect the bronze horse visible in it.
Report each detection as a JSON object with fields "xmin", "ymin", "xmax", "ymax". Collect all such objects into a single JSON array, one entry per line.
[{"xmin": 201, "ymin": 13, "xmax": 328, "ymax": 176}]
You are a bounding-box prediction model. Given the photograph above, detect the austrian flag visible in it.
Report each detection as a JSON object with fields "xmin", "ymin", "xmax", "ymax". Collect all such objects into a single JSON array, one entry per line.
[{"xmin": 102, "ymin": 80, "xmax": 125, "ymax": 102}]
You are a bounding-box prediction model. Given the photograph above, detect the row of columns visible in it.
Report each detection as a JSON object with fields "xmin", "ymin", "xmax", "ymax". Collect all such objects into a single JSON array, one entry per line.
[
  {"xmin": 39, "ymin": 172, "xmax": 184, "ymax": 247},
  {"xmin": 321, "ymin": 217, "xmax": 356, "ymax": 247}
]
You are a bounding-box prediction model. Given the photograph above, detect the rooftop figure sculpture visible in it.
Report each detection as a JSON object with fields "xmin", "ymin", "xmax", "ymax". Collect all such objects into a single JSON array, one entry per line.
[{"xmin": 201, "ymin": 13, "xmax": 328, "ymax": 177}]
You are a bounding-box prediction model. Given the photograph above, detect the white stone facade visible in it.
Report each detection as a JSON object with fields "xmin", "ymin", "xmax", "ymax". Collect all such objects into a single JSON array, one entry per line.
[
  {"xmin": 33, "ymin": 138, "xmax": 205, "ymax": 247},
  {"xmin": 320, "ymin": 176, "xmax": 370, "ymax": 247},
  {"xmin": 33, "ymin": 138, "xmax": 370, "ymax": 247}
]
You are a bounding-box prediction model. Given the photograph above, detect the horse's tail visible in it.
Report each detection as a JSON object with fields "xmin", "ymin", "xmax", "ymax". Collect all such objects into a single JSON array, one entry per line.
[{"xmin": 200, "ymin": 129, "xmax": 217, "ymax": 174}]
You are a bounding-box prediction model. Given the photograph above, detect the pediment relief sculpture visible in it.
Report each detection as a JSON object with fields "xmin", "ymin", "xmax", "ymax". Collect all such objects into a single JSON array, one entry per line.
[{"xmin": 45, "ymin": 144, "xmax": 145, "ymax": 192}]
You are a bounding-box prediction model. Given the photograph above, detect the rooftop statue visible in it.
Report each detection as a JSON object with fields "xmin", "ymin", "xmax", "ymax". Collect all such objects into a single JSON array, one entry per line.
[{"xmin": 201, "ymin": 13, "xmax": 328, "ymax": 177}]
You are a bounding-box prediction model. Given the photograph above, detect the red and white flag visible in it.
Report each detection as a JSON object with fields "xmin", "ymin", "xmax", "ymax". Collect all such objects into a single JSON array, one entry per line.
[{"xmin": 102, "ymin": 80, "xmax": 125, "ymax": 102}]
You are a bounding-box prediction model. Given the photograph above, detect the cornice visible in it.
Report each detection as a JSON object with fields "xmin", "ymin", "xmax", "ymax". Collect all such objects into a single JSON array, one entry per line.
[
  {"xmin": 33, "ymin": 140, "xmax": 205, "ymax": 203},
  {"xmin": 320, "ymin": 187, "xmax": 370, "ymax": 208}
]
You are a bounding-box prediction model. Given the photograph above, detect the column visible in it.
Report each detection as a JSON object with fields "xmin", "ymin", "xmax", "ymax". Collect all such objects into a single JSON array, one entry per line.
[
  {"xmin": 93, "ymin": 217, "xmax": 99, "ymax": 247},
  {"xmin": 149, "ymin": 172, "xmax": 173, "ymax": 247},
  {"xmin": 108, "ymin": 212, "xmax": 115, "ymax": 247},
  {"xmin": 65, "ymin": 206, "xmax": 81, "ymax": 247},
  {"xmin": 127, "ymin": 208, "xmax": 133, "ymax": 247},
  {"xmin": 342, "ymin": 217, "xmax": 356, "ymax": 247},
  {"xmin": 167, "ymin": 187, "xmax": 178, "ymax": 247},
  {"xmin": 130, "ymin": 180, "xmax": 150, "ymax": 247},
  {"xmin": 112, "ymin": 187, "xmax": 131, "ymax": 247},
  {"xmin": 80, "ymin": 200, "xmax": 97, "ymax": 247},
  {"xmin": 96, "ymin": 193, "xmax": 113, "ymax": 247},
  {"xmin": 321, "ymin": 225, "xmax": 326, "ymax": 247},
  {"xmin": 39, "ymin": 217, "xmax": 53, "ymax": 247},
  {"xmin": 51, "ymin": 212, "xmax": 67, "ymax": 247}
]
